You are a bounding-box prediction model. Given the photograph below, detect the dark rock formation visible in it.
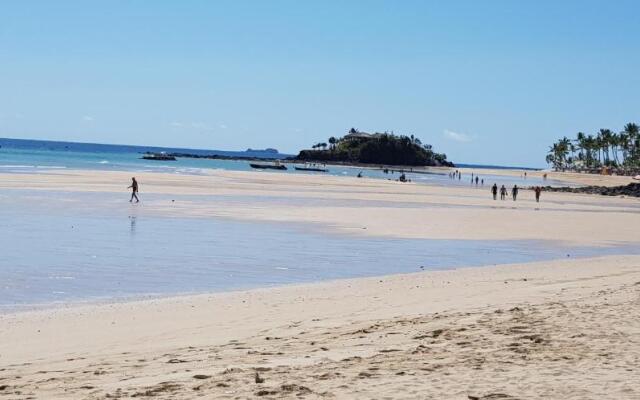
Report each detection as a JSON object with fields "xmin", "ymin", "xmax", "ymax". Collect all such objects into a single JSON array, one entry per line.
[{"xmin": 542, "ymin": 182, "xmax": 640, "ymax": 197}]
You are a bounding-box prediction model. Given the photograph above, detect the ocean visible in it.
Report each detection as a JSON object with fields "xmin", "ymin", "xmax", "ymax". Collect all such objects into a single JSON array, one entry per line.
[{"xmin": 0, "ymin": 137, "xmax": 557, "ymax": 187}]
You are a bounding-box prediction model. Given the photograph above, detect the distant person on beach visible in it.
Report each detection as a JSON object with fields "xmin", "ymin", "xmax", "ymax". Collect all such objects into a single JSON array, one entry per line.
[
  {"xmin": 491, "ymin": 183, "xmax": 498, "ymax": 200},
  {"xmin": 128, "ymin": 177, "xmax": 139, "ymax": 203},
  {"xmin": 534, "ymin": 186, "xmax": 542, "ymax": 202},
  {"xmin": 475, "ymin": 176, "xmax": 479, "ymax": 186},
  {"xmin": 500, "ymin": 185, "xmax": 507, "ymax": 200},
  {"xmin": 357, "ymin": 171, "xmax": 363, "ymax": 178},
  {"xmin": 512, "ymin": 185, "xmax": 519, "ymax": 201},
  {"xmin": 481, "ymin": 179, "xmax": 484, "ymax": 186}
]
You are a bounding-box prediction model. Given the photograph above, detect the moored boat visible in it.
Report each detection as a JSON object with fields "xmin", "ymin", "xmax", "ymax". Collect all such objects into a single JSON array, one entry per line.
[
  {"xmin": 250, "ymin": 163, "xmax": 287, "ymax": 170},
  {"xmin": 141, "ymin": 152, "xmax": 176, "ymax": 161},
  {"xmin": 294, "ymin": 166, "xmax": 328, "ymax": 172}
]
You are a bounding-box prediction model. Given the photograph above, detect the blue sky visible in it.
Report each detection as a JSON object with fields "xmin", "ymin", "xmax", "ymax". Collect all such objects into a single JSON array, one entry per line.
[{"xmin": 1, "ymin": 1, "xmax": 639, "ymax": 167}]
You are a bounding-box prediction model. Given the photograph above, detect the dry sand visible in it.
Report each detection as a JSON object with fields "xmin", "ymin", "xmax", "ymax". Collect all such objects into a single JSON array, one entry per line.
[
  {"xmin": 1, "ymin": 256, "xmax": 639, "ymax": 399},
  {"xmin": 1, "ymin": 169, "xmax": 640, "ymax": 399},
  {"xmin": 451, "ymin": 167, "xmax": 638, "ymax": 187}
]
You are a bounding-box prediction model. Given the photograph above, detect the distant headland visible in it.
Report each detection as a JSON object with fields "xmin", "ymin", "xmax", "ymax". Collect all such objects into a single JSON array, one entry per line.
[
  {"xmin": 295, "ymin": 128, "xmax": 453, "ymax": 167},
  {"xmin": 246, "ymin": 148, "xmax": 279, "ymax": 154}
]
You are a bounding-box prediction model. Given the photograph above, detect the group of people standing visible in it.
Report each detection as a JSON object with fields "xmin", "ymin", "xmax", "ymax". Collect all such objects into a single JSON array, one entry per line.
[
  {"xmin": 449, "ymin": 170, "xmax": 485, "ymax": 186},
  {"xmin": 491, "ymin": 183, "xmax": 542, "ymax": 202},
  {"xmin": 449, "ymin": 170, "xmax": 462, "ymax": 180}
]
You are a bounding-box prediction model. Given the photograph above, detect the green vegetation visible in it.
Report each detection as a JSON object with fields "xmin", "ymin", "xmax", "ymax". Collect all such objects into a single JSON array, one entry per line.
[
  {"xmin": 296, "ymin": 128, "xmax": 453, "ymax": 167},
  {"xmin": 546, "ymin": 123, "xmax": 640, "ymax": 173}
]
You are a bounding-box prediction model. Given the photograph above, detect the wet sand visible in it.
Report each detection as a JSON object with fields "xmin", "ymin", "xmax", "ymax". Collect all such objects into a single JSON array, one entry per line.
[
  {"xmin": 1, "ymin": 169, "xmax": 639, "ymax": 244},
  {"xmin": 1, "ymin": 169, "xmax": 639, "ymax": 398}
]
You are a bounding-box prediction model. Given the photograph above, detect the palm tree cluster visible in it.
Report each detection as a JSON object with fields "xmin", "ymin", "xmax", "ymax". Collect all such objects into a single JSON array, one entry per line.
[
  {"xmin": 311, "ymin": 142, "xmax": 328, "ymax": 150},
  {"xmin": 546, "ymin": 123, "xmax": 640, "ymax": 172}
]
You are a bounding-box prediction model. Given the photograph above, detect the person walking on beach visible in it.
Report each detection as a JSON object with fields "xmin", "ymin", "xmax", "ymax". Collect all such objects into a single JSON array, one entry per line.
[
  {"xmin": 491, "ymin": 183, "xmax": 498, "ymax": 200},
  {"xmin": 128, "ymin": 177, "xmax": 139, "ymax": 203},
  {"xmin": 475, "ymin": 176, "xmax": 479, "ymax": 186},
  {"xmin": 512, "ymin": 185, "xmax": 519, "ymax": 201},
  {"xmin": 500, "ymin": 185, "xmax": 507, "ymax": 200},
  {"xmin": 534, "ymin": 186, "xmax": 542, "ymax": 202}
]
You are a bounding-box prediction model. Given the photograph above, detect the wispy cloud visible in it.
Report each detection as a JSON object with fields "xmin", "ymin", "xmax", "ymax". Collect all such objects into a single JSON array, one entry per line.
[
  {"xmin": 82, "ymin": 115, "xmax": 94, "ymax": 122},
  {"xmin": 219, "ymin": 123, "xmax": 227, "ymax": 129},
  {"xmin": 443, "ymin": 129, "xmax": 473, "ymax": 143},
  {"xmin": 171, "ymin": 121, "xmax": 210, "ymax": 130}
]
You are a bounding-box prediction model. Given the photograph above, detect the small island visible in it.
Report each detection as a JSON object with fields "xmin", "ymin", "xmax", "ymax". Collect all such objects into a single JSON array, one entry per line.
[{"xmin": 295, "ymin": 128, "xmax": 453, "ymax": 167}]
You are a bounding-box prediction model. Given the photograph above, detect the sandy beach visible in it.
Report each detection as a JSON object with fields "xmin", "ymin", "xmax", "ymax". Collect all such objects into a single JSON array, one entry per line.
[
  {"xmin": 1, "ymin": 255, "xmax": 639, "ymax": 399},
  {"xmin": 1, "ymin": 169, "xmax": 640, "ymax": 399},
  {"xmin": 1, "ymin": 169, "xmax": 639, "ymax": 244}
]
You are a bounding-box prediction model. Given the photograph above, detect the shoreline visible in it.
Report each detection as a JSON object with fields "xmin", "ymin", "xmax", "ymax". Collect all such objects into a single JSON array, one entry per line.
[
  {"xmin": 2, "ymin": 255, "xmax": 639, "ymax": 398},
  {"xmin": 1, "ymin": 168, "xmax": 639, "ymax": 398}
]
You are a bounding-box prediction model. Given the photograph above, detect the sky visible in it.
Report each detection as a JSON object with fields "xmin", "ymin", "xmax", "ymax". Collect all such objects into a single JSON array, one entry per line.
[{"xmin": 1, "ymin": 1, "xmax": 639, "ymax": 167}]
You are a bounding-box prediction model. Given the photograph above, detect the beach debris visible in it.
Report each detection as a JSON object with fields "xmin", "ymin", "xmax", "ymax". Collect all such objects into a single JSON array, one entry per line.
[
  {"xmin": 192, "ymin": 374, "xmax": 211, "ymax": 380},
  {"xmin": 255, "ymin": 372, "xmax": 264, "ymax": 383}
]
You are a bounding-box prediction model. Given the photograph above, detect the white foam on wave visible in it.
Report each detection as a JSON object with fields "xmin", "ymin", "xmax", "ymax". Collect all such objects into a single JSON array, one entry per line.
[{"xmin": 98, "ymin": 160, "xmax": 109, "ymax": 164}]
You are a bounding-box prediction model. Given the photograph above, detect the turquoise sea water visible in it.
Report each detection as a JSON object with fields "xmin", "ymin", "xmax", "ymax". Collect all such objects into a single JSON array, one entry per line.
[{"xmin": 0, "ymin": 137, "xmax": 561, "ymax": 187}]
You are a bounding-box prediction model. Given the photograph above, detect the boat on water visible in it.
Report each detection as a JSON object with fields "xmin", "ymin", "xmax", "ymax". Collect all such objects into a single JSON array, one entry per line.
[
  {"xmin": 141, "ymin": 152, "xmax": 176, "ymax": 161},
  {"xmin": 294, "ymin": 166, "xmax": 328, "ymax": 172},
  {"xmin": 250, "ymin": 162, "xmax": 287, "ymax": 170}
]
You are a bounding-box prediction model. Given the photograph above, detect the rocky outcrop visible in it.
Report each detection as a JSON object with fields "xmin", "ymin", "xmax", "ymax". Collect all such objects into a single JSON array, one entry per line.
[{"xmin": 542, "ymin": 182, "xmax": 640, "ymax": 197}]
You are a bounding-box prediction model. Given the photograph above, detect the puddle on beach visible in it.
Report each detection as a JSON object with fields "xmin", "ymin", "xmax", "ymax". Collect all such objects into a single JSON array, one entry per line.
[{"xmin": 1, "ymin": 190, "xmax": 638, "ymax": 311}]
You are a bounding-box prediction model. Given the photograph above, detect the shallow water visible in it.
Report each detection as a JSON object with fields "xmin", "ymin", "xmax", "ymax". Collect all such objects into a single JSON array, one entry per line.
[
  {"xmin": 0, "ymin": 144, "xmax": 565, "ymax": 188},
  {"xmin": 1, "ymin": 190, "xmax": 638, "ymax": 311}
]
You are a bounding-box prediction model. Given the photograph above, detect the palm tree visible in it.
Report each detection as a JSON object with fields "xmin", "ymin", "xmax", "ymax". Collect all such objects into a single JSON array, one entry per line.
[
  {"xmin": 623, "ymin": 123, "xmax": 639, "ymax": 164},
  {"xmin": 576, "ymin": 132, "xmax": 586, "ymax": 162},
  {"xmin": 328, "ymin": 136, "xmax": 337, "ymax": 151},
  {"xmin": 585, "ymin": 135, "xmax": 597, "ymax": 167},
  {"xmin": 619, "ymin": 131, "xmax": 630, "ymax": 164},
  {"xmin": 598, "ymin": 129, "xmax": 614, "ymax": 164},
  {"xmin": 610, "ymin": 132, "xmax": 621, "ymax": 165}
]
